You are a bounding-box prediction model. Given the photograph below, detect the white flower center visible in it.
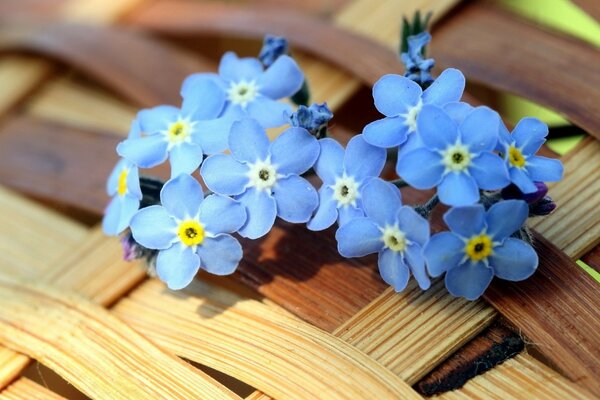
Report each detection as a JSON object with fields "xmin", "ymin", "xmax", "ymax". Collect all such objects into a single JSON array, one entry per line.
[
  {"xmin": 164, "ymin": 118, "xmax": 194, "ymax": 150},
  {"xmin": 401, "ymin": 99, "xmax": 423, "ymax": 133},
  {"xmin": 331, "ymin": 175, "xmax": 359, "ymax": 207},
  {"xmin": 247, "ymin": 159, "xmax": 278, "ymax": 191},
  {"xmin": 227, "ymin": 80, "xmax": 259, "ymax": 108},
  {"xmin": 381, "ymin": 225, "xmax": 408, "ymax": 253},
  {"xmin": 441, "ymin": 141, "xmax": 473, "ymax": 173}
]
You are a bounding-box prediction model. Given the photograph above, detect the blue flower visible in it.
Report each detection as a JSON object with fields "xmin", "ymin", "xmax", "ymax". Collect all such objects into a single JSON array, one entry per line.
[
  {"xmin": 308, "ymin": 135, "xmax": 386, "ymax": 231},
  {"xmin": 117, "ymin": 79, "xmax": 226, "ymax": 177},
  {"xmin": 498, "ymin": 117, "xmax": 563, "ymax": 193},
  {"xmin": 362, "ymin": 68, "xmax": 465, "ymax": 150},
  {"xmin": 200, "ymin": 118, "xmax": 319, "ymax": 239},
  {"xmin": 103, "ymin": 120, "xmax": 143, "ymax": 236},
  {"xmin": 289, "ymin": 102, "xmax": 333, "ymax": 138},
  {"xmin": 397, "ymin": 105, "xmax": 510, "ymax": 206},
  {"xmin": 336, "ymin": 178, "xmax": 431, "ymax": 291},
  {"xmin": 401, "ymin": 32, "xmax": 435, "ymax": 86},
  {"xmin": 259, "ymin": 35, "xmax": 289, "ymax": 67},
  {"xmin": 129, "ymin": 174, "xmax": 247, "ymax": 290},
  {"xmin": 181, "ymin": 52, "xmax": 304, "ymax": 152},
  {"xmin": 424, "ymin": 200, "xmax": 538, "ymax": 300}
]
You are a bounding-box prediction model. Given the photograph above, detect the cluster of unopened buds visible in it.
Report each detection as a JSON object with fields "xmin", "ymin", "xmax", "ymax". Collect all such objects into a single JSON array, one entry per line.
[{"xmin": 104, "ymin": 32, "xmax": 563, "ymax": 300}]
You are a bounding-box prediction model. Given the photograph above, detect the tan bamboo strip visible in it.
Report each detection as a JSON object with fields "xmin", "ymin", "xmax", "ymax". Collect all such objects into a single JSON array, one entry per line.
[
  {"xmin": 0, "ymin": 277, "xmax": 240, "ymax": 400},
  {"xmin": 436, "ymin": 354, "xmax": 595, "ymax": 400},
  {"xmin": 530, "ymin": 138, "xmax": 600, "ymax": 258},
  {"xmin": 335, "ymin": 282, "xmax": 496, "ymax": 384},
  {"xmin": 26, "ymin": 78, "xmax": 137, "ymax": 136},
  {"xmin": 0, "ymin": 350, "xmax": 28, "ymax": 391},
  {"xmin": 0, "ymin": 378, "xmax": 66, "ymax": 400},
  {"xmin": 113, "ymin": 279, "xmax": 422, "ymax": 400}
]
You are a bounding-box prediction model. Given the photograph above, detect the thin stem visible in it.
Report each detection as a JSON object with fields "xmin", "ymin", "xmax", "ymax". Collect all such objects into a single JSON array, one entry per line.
[
  {"xmin": 390, "ymin": 178, "xmax": 409, "ymax": 189},
  {"xmin": 414, "ymin": 194, "xmax": 439, "ymax": 219}
]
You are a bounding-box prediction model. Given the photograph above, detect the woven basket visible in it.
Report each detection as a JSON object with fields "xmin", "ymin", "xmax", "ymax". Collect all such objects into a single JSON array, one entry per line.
[{"xmin": 0, "ymin": 0, "xmax": 598, "ymax": 399}]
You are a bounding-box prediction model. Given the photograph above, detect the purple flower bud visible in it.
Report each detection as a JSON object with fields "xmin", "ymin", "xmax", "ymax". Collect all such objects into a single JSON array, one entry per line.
[
  {"xmin": 120, "ymin": 232, "xmax": 142, "ymax": 261},
  {"xmin": 501, "ymin": 182, "xmax": 548, "ymax": 204},
  {"xmin": 258, "ymin": 35, "xmax": 289, "ymax": 67},
  {"xmin": 289, "ymin": 102, "xmax": 333, "ymax": 138},
  {"xmin": 530, "ymin": 196, "xmax": 556, "ymax": 216}
]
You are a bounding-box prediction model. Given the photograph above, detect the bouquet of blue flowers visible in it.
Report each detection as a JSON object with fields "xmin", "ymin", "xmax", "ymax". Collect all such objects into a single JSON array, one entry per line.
[{"xmin": 103, "ymin": 29, "xmax": 563, "ymax": 301}]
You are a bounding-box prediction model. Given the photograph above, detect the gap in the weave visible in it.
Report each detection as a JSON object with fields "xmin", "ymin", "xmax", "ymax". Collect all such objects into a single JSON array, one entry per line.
[
  {"xmin": 22, "ymin": 361, "xmax": 90, "ymax": 399},
  {"xmin": 185, "ymin": 358, "xmax": 257, "ymax": 397}
]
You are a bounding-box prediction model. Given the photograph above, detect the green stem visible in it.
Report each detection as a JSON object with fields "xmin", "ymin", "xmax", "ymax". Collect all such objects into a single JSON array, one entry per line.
[{"xmin": 414, "ymin": 194, "xmax": 439, "ymax": 219}]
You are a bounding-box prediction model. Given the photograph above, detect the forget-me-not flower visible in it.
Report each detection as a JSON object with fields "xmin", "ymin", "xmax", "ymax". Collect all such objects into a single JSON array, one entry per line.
[
  {"xmin": 200, "ymin": 118, "xmax": 319, "ymax": 239},
  {"xmin": 498, "ymin": 117, "xmax": 563, "ymax": 193},
  {"xmin": 424, "ymin": 200, "xmax": 538, "ymax": 300},
  {"xmin": 336, "ymin": 178, "xmax": 431, "ymax": 291},
  {"xmin": 362, "ymin": 68, "xmax": 465, "ymax": 151},
  {"xmin": 401, "ymin": 32, "xmax": 435, "ymax": 86},
  {"xmin": 259, "ymin": 35, "xmax": 289, "ymax": 67},
  {"xmin": 289, "ymin": 102, "xmax": 333, "ymax": 138},
  {"xmin": 129, "ymin": 174, "xmax": 247, "ymax": 290},
  {"xmin": 181, "ymin": 52, "xmax": 304, "ymax": 152},
  {"xmin": 397, "ymin": 105, "xmax": 510, "ymax": 206},
  {"xmin": 103, "ymin": 120, "xmax": 143, "ymax": 236},
  {"xmin": 308, "ymin": 135, "xmax": 386, "ymax": 231},
  {"xmin": 117, "ymin": 79, "xmax": 226, "ymax": 177}
]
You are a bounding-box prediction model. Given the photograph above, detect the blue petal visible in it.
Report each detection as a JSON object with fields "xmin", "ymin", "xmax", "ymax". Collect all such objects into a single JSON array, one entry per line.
[
  {"xmin": 117, "ymin": 135, "xmax": 168, "ymax": 169},
  {"xmin": 257, "ymin": 55, "xmax": 304, "ymax": 99},
  {"xmin": 128, "ymin": 119, "xmax": 141, "ymax": 139},
  {"xmin": 378, "ymin": 249, "xmax": 410, "ymax": 292},
  {"xmin": 510, "ymin": 168, "xmax": 538, "ymax": 193},
  {"xmin": 437, "ymin": 173, "xmax": 479, "ymax": 206},
  {"xmin": 126, "ymin": 165, "xmax": 142, "ymax": 199},
  {"xmin": 417, "ymin": 104, "xmax": 459, "ymax": 150},
  {"xmin": 497, "ymin": 122, "xmax": 512, "ymax": 152},
  {"xmin": 397, "ymin": 130, "xmax": 424, "ymax": 157},
  {"xmin": 338, "ymin": 203, "xmax": 365, "ymax": 226},
  {"xmin": 156, "ymin": 245, "xmax": 200, "ymax": 290},
  {"xmin": 102, "ymin": 195, "xmax": 140, "ymax": 236},
  {"xmin": 405, "ymin": 243, "xmax": 430, "ymax": 290},
  {"xmin": 423, "ymin": 232, "xmax": 464, "ymax": 277},
  {"xmin": 372, "ymin": 74, "xmax": 422, "ymax": 117},
  {"xmin": 270, "ymin": 127, "xmax": 319, "ymax": 176},
  {"xmin": 443, "ymin": 102, "xmax": 474, "ymax": 124},
  {"xmin": 130, "ymin": 206, "xmax": 177, "ymax": 249},
  {"xmin": 469, "ymin": 152, "xmax": 510, "ymax": 190},
  {"xmin": 490, "ymin": 238, "xmax": 538, "ymax": 281},
  {"xmin": 396, "ymin": 148, "xmax": 444, "ymax": 189},
  {"xmin": 512, "ymin": 117, "xmax": 548, "ymax": 155},
  {"xmin": 361, "ymin": 178, "xmax": 401, "ymax": 227},
  {"xmin": 193, "ymin": 117, "xmax": 234, "ymax": 154},
  {"xmin": 445, "ymin": 262, "xmax": 494, "ymax": 300},
  {"xmin": 344, "ymin": 135, "xmax": 386, "ymax": 181},
  {"xmin": 106, "ymin": 159, "xmax": 128, "ymax": 196},
  {"xmin": 443, "ymin": 205, "xmax": 486, "ymax": 238},
  {"xmin": 314, "ymin": 138, "xmax": 344, "ymax": 184},
  {"xmin": 459, "ymin": 106, "xmax": 500, "ymax": 153},
  {"xmin": 181, "ymin": 77, "xmax": 225, "ymax": 120},
  {"xmin": 160, "ymin": 174, "xmax": 204, "ymax": 220},
  {"xmin": 169, "ymin": 143, "xmax": 204, "ymax": 178},
  {"xmin": 199, "ymin": 194, "xmax": 246, "ymax": 234},
  {"xmin": 236, "ymin": 188, "xmax": 277, "ymax": 239},
  {"xmin": 247, "ymin": 97, "xmax": 291, "ymax": 128},
  {"xmin": 197, "ymin": 235, "xmax": 243, "ymax": 275},
  {"xmin": 307, "ymin": 187, "xmax": 338, "ymax": 231},
  {"xmin": 422, "ymin": 68, "xmax": 465, "ymax": 106},
  {"xmin": 486, "ymin": 200, "xmax": 528, "ymax": 241},
  {"xmin": 181, "ymin": 73, "xmax": 224, "ymax": 98},
  {"xmin": 229, "ymin": 118, "xmax": 270, "ymax": 163},
  {"xmin": 397, "ymin": 206, "xmax": 429, "ymax": 246},
  {"xmin": 273, "ymin": 175, "xmax": 318, "ymax": 223},
  {"xmin": 362, "ymin": 116, "xmax": 409, "ymax": 148},
  {"xmin": 526, "ymin": 156, "xmax": 564, "ymax": 182},
  {"xmin": 218, "ymin": 52, "xmax": 263, "ymax": 82},
  {"xmin": 138, "ymin": 105, "xmax": 179, "ymax": 134},
  {"xmin": 200, "ymin": 154, "xmax": 249, "ymax": 196},
  {"xmin": 335, "ymin": 217, "xmax": 383, "ymax": 257}
]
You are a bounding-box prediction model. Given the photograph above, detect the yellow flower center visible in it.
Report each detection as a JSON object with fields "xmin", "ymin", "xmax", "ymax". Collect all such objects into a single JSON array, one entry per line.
[
  {"xmin": 167, "ymin": 120, "xmax": 191, "ymax": 145},
  {"xmin": 117, "ymin": 169, "xmax": 128, "ymax": 196},
  {"xmin": 177, "ymin": 220, "xmax": 205, "ymax": 247},
  {"xmin": 508, "ymin": 145, "xmax": 526, "ymax": 168},
  {"xmin": 464, "ymin": 234, "xmax": 494, "ymax": 261},
  {"xmin": 441, "ymin": 142, "xmax": 472, "ymax": 173},
  {"xmin": 381, "ymin": 226, "xmax": 407, "ymax": 252}
]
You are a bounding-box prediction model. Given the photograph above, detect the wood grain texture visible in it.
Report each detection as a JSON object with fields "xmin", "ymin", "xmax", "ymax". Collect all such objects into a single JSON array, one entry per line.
[
  {"xmin": 571, "ymin": 0, "xmax": 600, "ymax": 21},
  {"xmin": 436, "ymin": 354, "xmax": 595, "ymax": 400},
  {"xmin": 0, "ymin": 277, "xmax": 240, "ymax": 400},
  {"xmin": 113, "ymin": 279, "xmax": 422, "ymax": 400},
  {"xmin": 0, "ymin": 350, "xmax": 29, "ymax": 391},
  {"xmin": 432, "ymin": 2, "xmax": 600, "ymax": 136},
  {"xmin": 0, "ymin": 378, "xmax": 66, "ymax": 400}
]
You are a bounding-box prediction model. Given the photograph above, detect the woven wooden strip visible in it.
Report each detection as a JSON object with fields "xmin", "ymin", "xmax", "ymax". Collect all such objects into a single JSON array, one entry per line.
[
  {"xmin": 0, "ymin": 350, "xmax": 29, "ymax": 391},
  {"xmin": 572, "ymin": 0, "xmax": 600, "ymax": 20},
  {"xmin": 0, "ymin": 378, "xmax": 66, "ymax": 400},
  {"xmin": 113, "ymin": 279, "xmax": 422, "ymax": 400},
  {"xmin": 436, "ymin": 354, "xmax": 595, "ymax": 400},
  {"xmin": 530, "ymin": 138, "xmax": 600, "ymax": 258},
  {"xmin": 0, "ymin": 277, "xmax": 240, "ymax": 400}
]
